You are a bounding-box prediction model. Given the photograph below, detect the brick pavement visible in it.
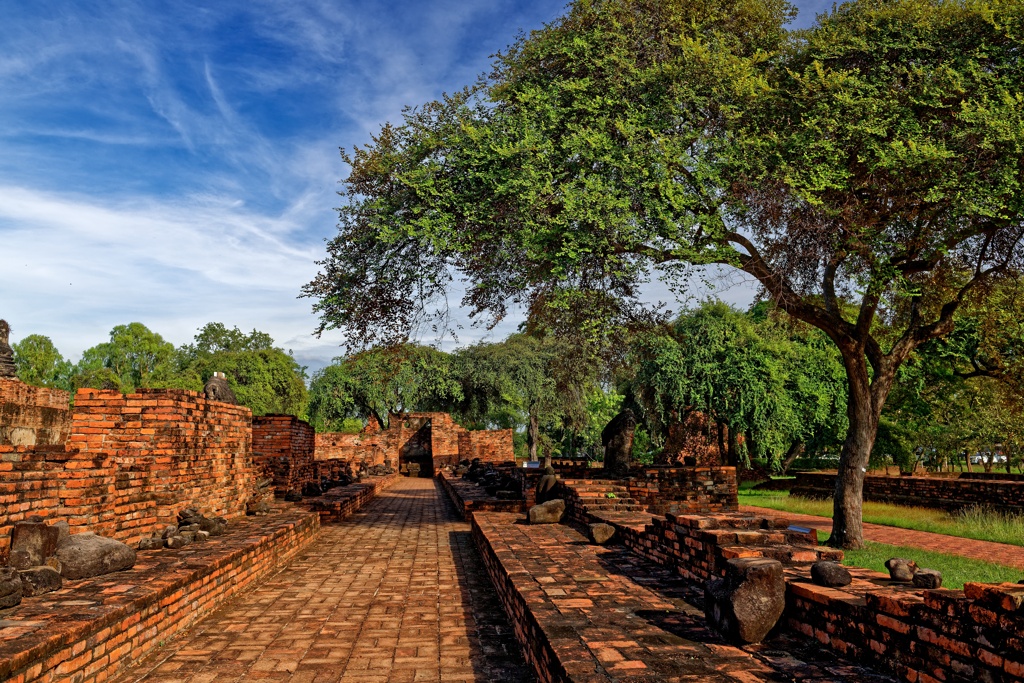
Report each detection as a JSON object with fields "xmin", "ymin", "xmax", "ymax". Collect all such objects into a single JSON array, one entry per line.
[
  {"xmin": 742, "ymin": 504, "xmax": 1024, "ymax": 570},
  {"xmin": 111, "ymin": 478, "xmax": 533, "ymax": 683}
]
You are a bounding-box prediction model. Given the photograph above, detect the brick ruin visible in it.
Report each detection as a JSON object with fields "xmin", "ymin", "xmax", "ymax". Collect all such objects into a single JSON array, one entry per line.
[
  {"xmin": 6, "ymin": 364, "xmax": 1024, "ymax": 683},
  {"xmin": 442, "ymin": 461, "xmax": 1024, "ymax": 683},
  {"xmin": 1, "ymin": 377, "xmax": 513, "ymax": 562},
  {"xmin": 313, "ymin": 411, "xmax": 513, "ymax": 476}
]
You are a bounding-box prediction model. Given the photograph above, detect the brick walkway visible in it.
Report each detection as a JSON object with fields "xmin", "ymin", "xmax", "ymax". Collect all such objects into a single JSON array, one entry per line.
[
  {"xmin": 742, "ymin": 505, "xmax": 1024, "ymax": 570},
  {"xmin": 112, "ymin": 478, "xmax": 533, "ymax": 683}
]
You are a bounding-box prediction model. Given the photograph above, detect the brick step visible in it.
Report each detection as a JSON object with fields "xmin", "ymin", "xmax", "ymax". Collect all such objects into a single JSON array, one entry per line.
[
  {"xmin": 582, "ymin": 503, "xmax": 647, "ymax": 512},
  {"xmin": 577, "ymin": 496, "xmax": 641, "ymax": 506},
  {"xmin": 719, "ymin": 543, "xmax": 843, "ymax": 565}
]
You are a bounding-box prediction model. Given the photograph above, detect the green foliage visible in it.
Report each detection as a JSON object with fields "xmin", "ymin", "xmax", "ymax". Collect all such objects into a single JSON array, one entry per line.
[
  {"xmin": 13, "ymin": 335, "xmax": 73, "ymax": 390},
  {"xmin": 840, "ymin": 541, "xmax": 1020, "ymax": 590},
  {"xmin": 871, "ymin": 419, "xmax": 916, "ymax": 473},
  {"xmin": 307, "ymin": 343, "xmax": 460, "ymax": 431},
  {"xmin": 74, "ymin": 323, "xmax": 179, "ymax": 392},
  {"xmin": 632, "ymin": 301, "xmax": 847, "ymax": 466},
  {"xmin": 180, "ymin": 323, "xmax": 308, "ymax": 419},
  {"xmin": 304, "ymin": 0, "xmax": 1024, "ymax": 545}
]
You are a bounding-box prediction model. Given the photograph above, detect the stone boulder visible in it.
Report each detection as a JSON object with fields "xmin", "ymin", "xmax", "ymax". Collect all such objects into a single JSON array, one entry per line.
[
  {"xmin": 913, "ymin": 568, "xmax": 942, "ymax": 589},
  {"xmin": 528, "ymin": 499, "xmax": 566, "ymax": 524},
  {"xmin": 0, "ymin": 567, "xmax": 23, "ymax": 608},
  {"xmin": 138, "ymin": 537, "xmax": 163, "ymax": 551},
  {"xmin": 18, "ymin": 566, "xmax": 61, "ymax": 597},
  {"xmin": 10, "ymin": 520, "xmax": 61, "ymax": 569},
  {"xmin": 705, "ymin": 557, "xmax": 786, "ymax": 644},
  {"xmin": 247, "ymin": 500, "xmax": 271, "ymax": 516},
  {"xmin": 53, "ymin": 533, "xmax": 136, "ymax": 580},
  {"xmin": 810, "ymin": 561, "xmax": 852, "ymax": 587},
  {"xmin": 199, "ymin": 516, "xmax": 228, "ymax": 537},
  {"xmin": 602, "ymin": 409, "xmax": 636, "ymax": 477},
  {"xmin": 885, "ymin": 557, "xmax": 917, "ymax": 582},
  {"xmin": 588, "ymin": 523, "xmax": 616, "ymax": 545}
]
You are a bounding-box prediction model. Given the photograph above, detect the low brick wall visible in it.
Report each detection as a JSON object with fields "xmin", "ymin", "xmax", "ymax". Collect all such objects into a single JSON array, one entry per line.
[
  {"xmin": 628, "ymin": 466, "xmax": 738, "ymax": 514},
  {"xmin": 0, "ymin": 508, "xmax": 320, "ymax": 683},
  {"xmin": 785, "ymin": 571, "xmax": 1024, "ymax": 682},
  {"xmin": 791, "ymin": 471, "xmax": 1024, "ymax": 513},
  {"xmin": 252, "ymin": 414, "xmax": 316, "ymax": 496},
  {"xmin": 438, "ymin": 471, "xmax": 523, "ymax": 520},
  {"xmin": 308, "ymin": 473, "xmax": 398, "ymax": 523},
  {"xmin": 470, "ymin": 514, "xmax": 579, "ymax": 683}
]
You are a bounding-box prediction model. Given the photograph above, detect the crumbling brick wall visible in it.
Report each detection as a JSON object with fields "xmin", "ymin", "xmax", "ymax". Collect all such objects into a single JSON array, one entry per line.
[
  {"xmin": 0, "ymin": 385, "xmax": 260, "ymax": 558},
  {"xmin": 627, "ymin": 467, "xmax": 738, "ymax": 515},
  {"xmin": 0, "ymin": 378, "xmax": 71, "ymax": 446},
  {"xmin": 458, "ymin": 429, "xmax": 514, "ymax": 464},
  {"xmin": 252, "ymin": 415, "xmax": 316, "ymax": 497}
]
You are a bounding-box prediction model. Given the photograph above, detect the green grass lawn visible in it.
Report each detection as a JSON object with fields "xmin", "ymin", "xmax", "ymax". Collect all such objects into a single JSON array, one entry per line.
[
  {"xmin": 738, "ymin": 490, "xmax": 1024, "ymax": 547},
  {"xmin": 816, "ymin": 532, "xmax": 1023, "ymax": 589}
]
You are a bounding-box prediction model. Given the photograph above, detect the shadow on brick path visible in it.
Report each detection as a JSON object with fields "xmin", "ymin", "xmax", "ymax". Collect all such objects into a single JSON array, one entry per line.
[{"xmin": 111, "ymin": 477, "xmax": 534, "ymax": 683}]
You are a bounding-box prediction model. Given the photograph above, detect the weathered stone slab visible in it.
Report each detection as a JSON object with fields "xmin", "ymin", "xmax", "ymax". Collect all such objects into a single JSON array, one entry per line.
[{"xmin": 53, "ymin": 533, "xmax": 136, "ymax": 580}]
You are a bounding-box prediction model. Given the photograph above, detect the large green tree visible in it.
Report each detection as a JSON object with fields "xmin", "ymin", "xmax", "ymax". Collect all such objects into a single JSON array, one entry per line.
[
  {"xmin": 13, "ymin": 335, "xmax": 73, "ymax": 390},
  {"xmin": 632, "ymin": 301, "xmax": 847, "ymax": 468},
  {"xmin": 305, "ymin": 0, "xmax": 1024, "ymax": 547},
  {"xmin": 74, "ymin": 322, "xmax": 179, "ymax": 392},
  {"xmin": 181, "ymin": 323, "xmax": 308, "ymax": 418},
  {"xmin": 451, "ymin": 334, "xmax": 564, "ymax": 462}
]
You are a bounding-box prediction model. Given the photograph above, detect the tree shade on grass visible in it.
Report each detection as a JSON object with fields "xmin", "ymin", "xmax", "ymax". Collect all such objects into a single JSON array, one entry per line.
[{"xmin": 744, "ymin": 493, "xmax": 1024, "ymax": 548}]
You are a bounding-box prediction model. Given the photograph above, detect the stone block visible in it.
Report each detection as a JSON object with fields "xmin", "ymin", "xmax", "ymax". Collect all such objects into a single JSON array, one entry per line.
[
  {"xmin": 811, "ymin": 561, "xmax": 852, "ymax": 587},
  {"xmin": 588, "ymin": 523, "xmax": 616, "ymax": 545},
  {"xmin": 528, "ymin": 499, "xmax": 566, "ymax": 524},
  {"xmin": 0, "ymin": 566, "xmax": 23, "ymax": 608},
  {"xmin": 19, "ymin": 565, "xmax": 61, "ymax": 596},
  {"xmin": 705, "ymin": 557, "xmax": 785, "ymax": 644},
  {"xmin": 10, "ymin": 521, "xmax": 60, "ymax": 567},
  {"xmin": 54, "ymin": 533, "xmax": 136, "ymax": 580},
  {"xmin": 913, "ymin": 568, "xmax": 942, "ymax": 589}
]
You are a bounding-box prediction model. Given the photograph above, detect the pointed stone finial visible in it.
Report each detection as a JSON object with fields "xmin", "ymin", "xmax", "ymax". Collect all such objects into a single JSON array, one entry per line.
[{"xmin": 0, "ymin": 320, "xmax": 16, "ymax": 379}]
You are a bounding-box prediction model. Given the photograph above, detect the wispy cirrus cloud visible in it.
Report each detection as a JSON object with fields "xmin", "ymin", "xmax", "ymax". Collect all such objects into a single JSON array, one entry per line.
[{"xmin": 0, "ymin": 0, "xmax": 823, "ymax": 373}]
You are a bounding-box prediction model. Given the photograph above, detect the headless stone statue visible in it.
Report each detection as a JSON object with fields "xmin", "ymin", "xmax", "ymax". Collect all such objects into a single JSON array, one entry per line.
[
  {"xmin": 204, "ymin": 372, "xmax": 237, "ymax": 404},
  {"xmin": 0, "ymin": 320, "xmax": 17, "ymax": 379},
  {"xmin": 535, "ymin": 466, "xmax": 558, "ymax": 504},
  {"xmin": 602, "ymin": 409, "xmax": 636, "ymax": 477}
]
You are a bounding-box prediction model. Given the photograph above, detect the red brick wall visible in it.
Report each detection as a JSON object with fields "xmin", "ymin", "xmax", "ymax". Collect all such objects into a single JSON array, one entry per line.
[
  {"xmin": 627, "ymin": 467, "xmax": 738, "ymax": 515},
  {"xmin": 785, "ymin": 573, "xmax": 1024, "ymax": 682},
  {"xmin": 791, "ymin": 471, "xmax": 1024, "ymax": 513},
  {"xmin": 315, "ymin": 430, "xmax": 398, "ymax": 467},
  {"xmin": 0, "ymin": 387, "xmax": 260, "ymax": 558},
  {"xmin": 252, "ymin": 415, "xmax": 316, "ymax": 496},
  {"xmin": 0, "ymin": 378, "xmax": 71, "ymax": 447},
  {"xmin": 458, "ymin": 429, "xmax": 514, "ymax": 464}
]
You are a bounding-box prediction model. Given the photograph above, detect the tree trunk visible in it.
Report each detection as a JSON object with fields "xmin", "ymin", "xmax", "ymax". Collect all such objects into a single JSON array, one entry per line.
[
  {"xmin": 781, "ymin": 441, "xmax": 804, "ymax": 475},
  {"xmin": 727, "ymin": 426, "xmax": 739, "ymax": 467},
  {"xmin": 828, "ymin": 354, "xmax": 893, "ymax": 550},
  {"xmin": 527, "ymin": 410, "xmax": 545, "ymax": 467},
  {"xmin": 717, "ymin": 420, "xmax": 727, "ymax": 465}
]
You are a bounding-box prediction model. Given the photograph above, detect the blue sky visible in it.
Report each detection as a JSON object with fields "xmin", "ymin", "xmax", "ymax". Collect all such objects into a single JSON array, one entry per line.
[{"xmin": 0, "ymin": 0, "xmax": 833, "ymax": 374}]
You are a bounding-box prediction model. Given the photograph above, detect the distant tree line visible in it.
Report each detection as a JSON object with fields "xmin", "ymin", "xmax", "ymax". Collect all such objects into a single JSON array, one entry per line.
[{"xmin": 12, "ymin": 322, "xmax": 307, "ymax": 417}]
